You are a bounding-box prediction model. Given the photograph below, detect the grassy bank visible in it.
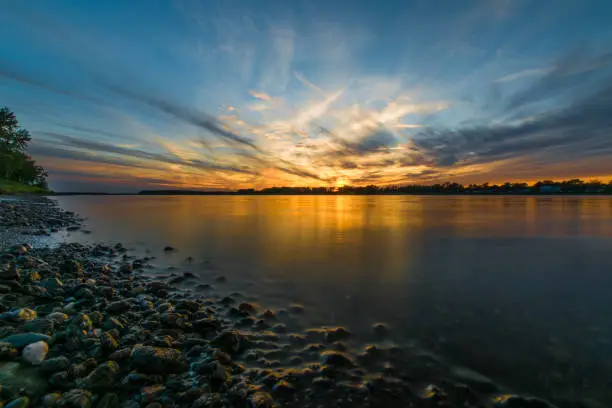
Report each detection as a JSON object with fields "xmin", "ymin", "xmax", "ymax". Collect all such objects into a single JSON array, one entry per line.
[{"xmin": 0, "ymin": 179, "xmax": 51, "ymax": 194}]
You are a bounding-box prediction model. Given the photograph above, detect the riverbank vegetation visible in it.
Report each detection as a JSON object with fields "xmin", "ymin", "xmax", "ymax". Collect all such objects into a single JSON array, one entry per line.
[{"xmin": 0, "ymin": 106, "xmax": 49, "ymax": 194}]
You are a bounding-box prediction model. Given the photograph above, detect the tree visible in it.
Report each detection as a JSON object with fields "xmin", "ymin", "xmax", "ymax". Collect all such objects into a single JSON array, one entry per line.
[{"xmin": 0, "ymin": 106, "xmax": 47, "ymax": 187}]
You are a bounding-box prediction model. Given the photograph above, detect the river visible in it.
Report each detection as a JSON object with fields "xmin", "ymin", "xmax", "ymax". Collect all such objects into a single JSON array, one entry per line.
[{"xmin": 53, "ymin": 195, "xmax": 612, "ymax": 403}]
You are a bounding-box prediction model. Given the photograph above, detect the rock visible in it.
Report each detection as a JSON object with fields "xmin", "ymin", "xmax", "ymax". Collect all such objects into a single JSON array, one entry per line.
[
  {"xmin": 272, "ymin": 380, "xmax": 296, "ymax": 395},
  {"xmin": 40, "ymin": 356, "xmax": 70, "ymax": 374},
  {"xmin": 0, "ymin": 361, "xmax": 48, "ymax": 400},
  {"xmin": 23, "ymin": 319, "xmax": 55, "ymax": 335},
  {"xmin": 193, "ymin": 318, "xmax": 222, "ymax": 333},
  {"xmin": 321, "ymin": 351, "xmax": 355, "ymax": 368},
  {"xmin": 288, "ymin": 304, "xmax": 304, "ymax": 314},
  {"xmin": 325, "ymin": 327, "xmax": 351, "ymax": 343},
  {"xmin": 130, "ymin": 345, "xmax": 188, "ymax": 374},
  {"xmin": 81, "ymin": 361, "xmax": 120, "ymax": 390},
  {"xmin": 5, "ymin": 397, "xmax": 30, "ymax": 408},
  {"xmin": 69, "ymin": 358, "xmax": 98, "ymax": 378},
  {"xmin": 210, "ymin": 361, "xmax": 227, "ymax": 383},
  {"xmin": 103, "ymin": 317, "xmax": 125, "ymax": 332},
  {"xmin": 492, "ymin": 395, "xmax": 558, "ymax": 408},
  {"xmin": 211, "ymin": 330, "xmax": 246, "ymax": 355},
  {"xmin": 0, "ymin": 341, "xmax": 18, "ymax": 359},
  {"xmin": 109, "ymin": 347, "xmax": 132, "ymax": 362},
  {"xmin": 140, "ymin": 384, "xmax": 165, "ymax": 404},
  {"xmin": 49, "ymin": 371, "xmax": 72, "ymax": 389},
  {"xmin": 248, "ymin": 392, "xmax": 276, "ymax": 408},
  {"xmin": 452, "ymin": 366, "xmax": 498, "ymax": 393},
  {"xmin": 99, "ymin": 332, "xmax": 119, "ymax": 352},
  {"xmin": 22, "ymin": 341, "xmax": 49, "ymax": 365},
  {"xmin": 163, "ymin": 246, "xmax": 175, "ymax": 252},
  {"xmin": 57, "ymin": 389, "xmax": 92, "ymax": 408},
  {"xmin": 95, "ymin": 393, "xmax": 119, "ymax": 408},
  {"xmin": 6, "ymin": 308, "xmax": 38, "ymax": 322},
  {"xmin": 119, "ymin": 263, "xmax": 133, "ymax": 274},
  {"xmin": 1, "ymin": 333, "xmax": 51, "ymax": 347},
  {"xmin": 46, "ymin": 312, "xmax": 69, "ymax": 324},
  {"xmin": 107, "ymin": 300, "xmax": 131, "ymax": 314},
  {"xmin": 42, "ymin": 393, "xmax": 62, "ymax": 407}
]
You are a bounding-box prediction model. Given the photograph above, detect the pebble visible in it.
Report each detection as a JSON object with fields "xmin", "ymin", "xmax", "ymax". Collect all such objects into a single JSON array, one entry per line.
[
  {"xmin": 130, "ymin": 345, "xmax": 188, "ymax": 374},
  {"xmin": 22, "ymin": 340, "xmax": 49, "ymax": 365}
]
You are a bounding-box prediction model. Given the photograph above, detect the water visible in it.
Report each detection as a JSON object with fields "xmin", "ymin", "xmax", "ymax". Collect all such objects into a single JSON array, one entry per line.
[{"xmin": 54, "ymin": 195, "xmax": 612, "ymax": 403}]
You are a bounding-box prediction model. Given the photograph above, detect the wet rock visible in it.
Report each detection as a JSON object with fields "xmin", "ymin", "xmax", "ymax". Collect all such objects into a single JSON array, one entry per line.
[
  {"xmin": 5, "ymin": 396, "xmax": 30, "ymax": 408},
  {"xmin": 325, "ymin": 327, "xmax": 351, "ymax": 343},
  {"xmin": 140, "ymin": 384, "xmax": 165, "ymax": 404},
  {"xmin": 119, "ymin": 263, "xmax": 133, "ymax": 274},
  {"xmin": 272, "ymin": 380, "xmax": 296, "ymax": 396},
  {"xmin": 107, "ymin": 300, "xmax": 131, "ymax": 314},
  {"xmin": 0, "ymin": 341, "xmax": 18, "ymax": 359},
  {"xmin": 69, "ymin": 358, "xmax": 98, "ymax": 378},
  {"xmin": 49, "ymin": 371, "xmax": 72, "ymax": 389},
  {"xmin": 57, "ymin": 389, "xmax": 92, "ymax": 408},
  {"xmin": 130, "ymin": 345, "xmax": 188, "ymax": 374},
  {"xmin": 103, "ymin": 317, "xmax": 125, "ymax": 332},
  {"xmin": 4, "ymin": 308, "xmax": 38, "ymax": 322},
  {"xmin": 211, "ymin": 330, "xmax": 247, "ymax": 355},
  {"xmin": 163, "ymin": 246, "xmax": 175, "ymax": 252},
  {"xmin": 210, "ymin": 361, "xmax": 227, "ymax": 383},
  {"xmin": 99, "ymin": 332, "xmax": 119, "ymax": 352},
  {"xmin": 288, "ymin": 304, "xmax": 304, "ymax": 314},
  {"xmin": 46, "ymin": 312, "xmax": 69, "ymax": 324},
  {"xmin": 492, "ymin": 395, "xmax": 558, "ymax": 408},
  {"xmin": 42, "ymin": 393, "xmax": 62, "ymax": 407},
  {"xmin": 321, "ymin": 351, "xmax": 355, "ymax": 368},
  {"xmin": 248, "ymin": 391, "xmax": 276, "ymax": 408},
  {"xmin": 109, "ymin": 347, "xmax": 132, "ymax": 362},
  {"xmin": 81, "ymin": 361, "xmax": 120, "ymax": 390},
  {"xmin": 1, "ymin": 332, "xmax": 51, "ymax": 347},
  {"xmin": 95, "ymin": 393, "xmax": 119, "ymax": 408},
  {"xmin": 372, "ymin": 322, "xmax": 389, "ymax": 339},
  {"xmin": 193, "ymin": 318, "xmax": 222, "ymax": 334},
  {"xmin": 23, "ymin": 319, "xmax": 55, "ymax": 335},
  {"xmin": 40, "ymin": 356, "xmax": 70, "ymax": 374},
  {"xmin": 22, "ymin": 340, "xmax": 49, "ymax": 365}
]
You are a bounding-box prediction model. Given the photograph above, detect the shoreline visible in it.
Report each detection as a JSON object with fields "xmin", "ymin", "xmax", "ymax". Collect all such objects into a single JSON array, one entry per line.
[{"xmin": 0, "ymin": 197, "xmax": 576, "ymax": 407}]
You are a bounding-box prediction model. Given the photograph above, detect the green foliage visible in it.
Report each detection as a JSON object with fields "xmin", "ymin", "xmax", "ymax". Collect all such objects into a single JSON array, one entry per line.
[{"xmin": 0, "ymin": 106, "xmax": 48, "ymax": 190}]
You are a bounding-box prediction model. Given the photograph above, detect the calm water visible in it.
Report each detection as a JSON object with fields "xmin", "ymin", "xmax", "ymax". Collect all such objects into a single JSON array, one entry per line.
[{"xmin": 55, "ymin": 195, "xmax": 612, "ymax": 402}]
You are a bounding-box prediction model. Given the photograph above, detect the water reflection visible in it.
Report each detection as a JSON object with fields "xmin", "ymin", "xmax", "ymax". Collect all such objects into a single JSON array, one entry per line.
[{"xmin": 55, "ymin": 195, "xmax": 612, "ymax": 402}]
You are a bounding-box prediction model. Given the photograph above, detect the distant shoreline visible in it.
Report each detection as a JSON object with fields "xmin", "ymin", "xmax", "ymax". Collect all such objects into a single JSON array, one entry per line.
[{"xmin": 41, "ymin": 191, "xmax": 612, "ymax": 196}]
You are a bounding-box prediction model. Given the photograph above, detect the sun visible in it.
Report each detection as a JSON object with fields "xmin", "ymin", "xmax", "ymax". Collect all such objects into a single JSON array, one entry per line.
[{"xmin": 335, "ymin": 178, "xmax": 347, "ymax": 188}]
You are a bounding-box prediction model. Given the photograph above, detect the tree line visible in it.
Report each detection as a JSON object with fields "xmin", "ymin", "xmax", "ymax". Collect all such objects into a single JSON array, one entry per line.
[
  {"xmin": 233, "ymin": 179, "xmax": 612, "ymax": 195},
  {"xmin": 0, "ymin": 106, "xmax": 48, "ymax": 188}
]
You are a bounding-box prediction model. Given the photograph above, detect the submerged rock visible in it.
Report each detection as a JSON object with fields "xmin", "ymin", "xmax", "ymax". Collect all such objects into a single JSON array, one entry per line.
[{"xmin": 0, "ymin": 361, "xmax": 48, "ymax": 400}]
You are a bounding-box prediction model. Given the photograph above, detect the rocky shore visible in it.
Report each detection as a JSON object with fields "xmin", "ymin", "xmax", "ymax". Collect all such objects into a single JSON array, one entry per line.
[{"xmin": 0, "ymin": 197, "xmax": 578, "ymax": 407}]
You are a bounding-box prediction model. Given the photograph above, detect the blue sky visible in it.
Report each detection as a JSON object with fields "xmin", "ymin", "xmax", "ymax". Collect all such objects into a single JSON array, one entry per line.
[{"xmin": 1, "ymin": 0, "xmax": 611, "ymax": 191}]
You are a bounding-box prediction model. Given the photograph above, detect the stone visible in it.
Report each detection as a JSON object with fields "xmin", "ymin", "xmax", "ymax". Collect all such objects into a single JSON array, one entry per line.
[
  {"xmin": 211, "ymin": 330, "xmax": 246, "ymax": 355},
  {"xmin": 49, "ymin": 371, "xmax": 72, "ymax": 389},
  {"xmin": 42, "ymin": 393, "xmax": 62, "ymax": 407},
  {"xmin": 492, "ymin": 395, "xmax": 558, "ymax": 408},
  {"xmin": 5, "ymin": 397, "xmax": 30, "ymax": 408},
  {"xmin": 57, "ymin": 389, "xmax": 92, "ymax": 408},
  {"xmin": 130, "ymin": 345, "xmax": 188, "ymax": 374},
  {"xmin": 46, "ymin": 312, "xmax": 69, "ymax": 324},
  {"xmin": 325, "ymin": 327, "xmax": 351, "ymax": 343},
  {"xmin": 1, "ymin": 333, "xmax": 51, "ymax": 347},
  {"xmin": 8, "ymin": 308, "xmax": 38, "ymax": 322},
  {"xmin": 0, "ymin": 341, "xmax": 18, "ymax": 359},
  {"xmin": 40, "ymin": 356, "xmax": 70, "ymax": 374},
  {"xmin": 96, "ymin": 393, "xmax": 119, "ymax": 408},
  {"xmin": 107, "ymin": 300, "xmax": 131, "ymax": 314},
  {"xmin": 272, "ymin": 380, "xmax": 296, "ymax": 395},
  {"xmin": 248, "ymin": 392, "xmax": 276, "ymax": 408},
  {"xmin": 140, "ymin": 384, "xmax": 165, "ymax": 404},
  {"xmin": 99, "ymin": 332, "xmax": 119, "ymax": 352},
  {"xmin": 22, "ymin": 340, "xmax": 49, "ymax": 365},
  {"xmin": 23, "ymin": 319, "xmax": 55, "ymax": 335},
  {"xmin": 321, "ymin": 351, "xmax": 355, "ymax": 368},
  {"xmin": 81, "ymin": 361, "xmax": 120, "ymax": 390}
]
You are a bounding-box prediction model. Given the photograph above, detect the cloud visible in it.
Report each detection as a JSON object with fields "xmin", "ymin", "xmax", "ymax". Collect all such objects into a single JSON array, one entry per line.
[
  {"xmin": 494, "ymin": 67, "xmax": 552, "ymax": 83},
  {"xmin": 412, "ymin": 81, "xmax": 612, "ymax": 168},
  {"xmin": 249, "ymin": 91, "xmax": 273, "ymax": 101},
  {"xmin": 506, "ymin": 50, "xmax": 612, "ymax": 109},
  {"xmin": 38, "ymin": 133, "xmax": 259, "ymax": 175}
]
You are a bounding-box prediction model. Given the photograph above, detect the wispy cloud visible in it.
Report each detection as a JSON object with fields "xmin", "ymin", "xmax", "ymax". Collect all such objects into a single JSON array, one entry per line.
[{"xmin": 494, "ymin": 67, "xmax": 552, "ymax": 83}]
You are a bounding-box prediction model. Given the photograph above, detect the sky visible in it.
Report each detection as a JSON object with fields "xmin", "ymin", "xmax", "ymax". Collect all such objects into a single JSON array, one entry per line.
[{"xmin": 1, "ymin": 0, "xmax": 612, "ymax": 192}]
